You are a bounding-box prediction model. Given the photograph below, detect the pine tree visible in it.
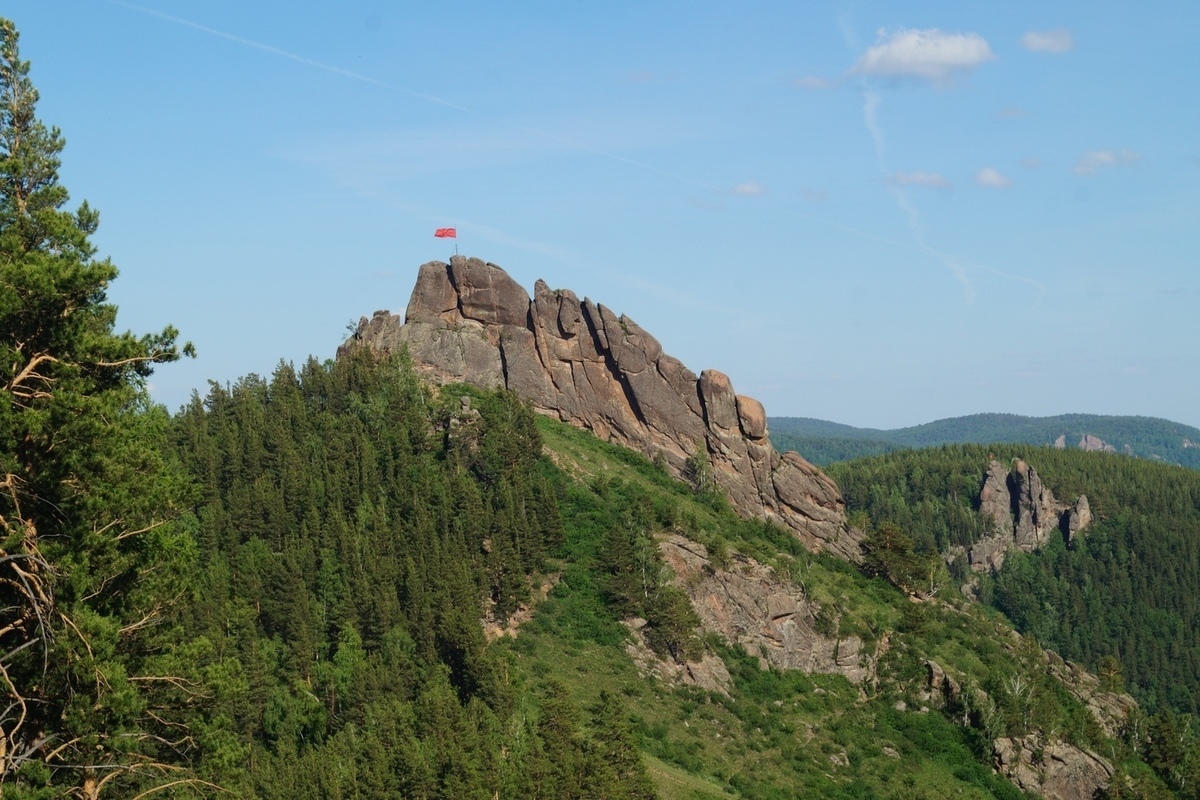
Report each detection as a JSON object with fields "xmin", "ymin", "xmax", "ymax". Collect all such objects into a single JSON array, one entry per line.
[{"xmin": 0, "ymin": 17, "xmax": 200, "ymax": 796}]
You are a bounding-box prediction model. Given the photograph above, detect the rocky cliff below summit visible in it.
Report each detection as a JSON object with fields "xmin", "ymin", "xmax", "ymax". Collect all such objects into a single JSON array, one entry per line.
[{"xmin": 340, "ymin": 256, "xmax": 862, "ymax": 560}]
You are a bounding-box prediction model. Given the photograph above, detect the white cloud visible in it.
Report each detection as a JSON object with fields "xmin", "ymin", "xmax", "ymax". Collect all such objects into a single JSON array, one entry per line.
[
  {"xmin": 888, "ymin": 171, "xmax": 952, "ymax": 189},
  {"xmin": 976, "ymin": 167, "xmax": 1013, "ymax": 188},
  {"xmin": 794, "ymin": 75, "xmax": 833, "ymax": 89},
  {"xmin": 731, "ymin": 181, "xmax": 767, "ymax": 196},
  {"xmin": 1073, "ymin": 149, "xmax": 1141, "ymax": 175},
  {"xmin": 1021, "ymin": 29, "xmax": 1074, "ymax": 53},
  {"xmin": 852, "ymin": 28, "xmax": 995, "ymax": 84}
]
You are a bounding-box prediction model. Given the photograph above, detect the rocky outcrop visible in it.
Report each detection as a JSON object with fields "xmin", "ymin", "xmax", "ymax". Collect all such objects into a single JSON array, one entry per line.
[
  {"xmin": 994, "ymin": 735, "xmax": 1113, "ymax": 800},
  {"xmin": 1078, "ymin": 434, "xmax": 1116, "ymax": 453},
  {"xmin": 1043, "ymin": 650, "xmax": 1136, "ymax": 739},
  {"xmin": 341, "ymin": 257, "xmax": 861, "ymax": 560},
  {"xmin": 623, "ymin": 617, "xmax": 733, "ymax": 695},
  {"xmin": 656, "ymin": 534, "xmax": 871, "ymax": 684},
  {"xmin": 966, "ymin": 460, "xmax": 1092, "ymax": 571}
]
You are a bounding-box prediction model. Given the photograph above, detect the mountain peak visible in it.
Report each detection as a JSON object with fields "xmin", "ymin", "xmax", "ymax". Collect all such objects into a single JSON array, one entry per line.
[{"xmin": 341, "ymin": 256, "xmax": 862, "ymax": 560}]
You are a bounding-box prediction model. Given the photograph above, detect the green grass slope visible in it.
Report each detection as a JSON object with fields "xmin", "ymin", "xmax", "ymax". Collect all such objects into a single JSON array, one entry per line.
[{"xmin": 532, "ymin": 418, "xmax": 1178, "ymax": 798}]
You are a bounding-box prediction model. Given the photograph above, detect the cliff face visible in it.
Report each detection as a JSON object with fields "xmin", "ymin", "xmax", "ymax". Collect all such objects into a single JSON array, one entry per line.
[{"xmin": 340, "ymin": 256, "xmax": 862, "ymax": 560}]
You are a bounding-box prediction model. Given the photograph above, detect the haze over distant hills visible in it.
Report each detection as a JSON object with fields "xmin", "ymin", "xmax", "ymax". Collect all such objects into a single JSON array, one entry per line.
[{"xmin": 769, "ymin": 413, "xmax": 1200, "ymax": 468}]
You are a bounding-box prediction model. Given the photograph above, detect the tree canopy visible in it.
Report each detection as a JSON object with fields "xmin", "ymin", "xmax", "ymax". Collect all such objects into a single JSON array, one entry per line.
[{"xmin": 1, "ymin": 17, "xmax": 197, "ymax": 797}]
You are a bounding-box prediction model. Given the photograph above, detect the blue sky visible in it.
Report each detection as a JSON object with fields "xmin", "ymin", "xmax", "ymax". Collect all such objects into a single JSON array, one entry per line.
[{"xmin": 8, "ymin": 1, "xmax": 1199, "ymax": 429}]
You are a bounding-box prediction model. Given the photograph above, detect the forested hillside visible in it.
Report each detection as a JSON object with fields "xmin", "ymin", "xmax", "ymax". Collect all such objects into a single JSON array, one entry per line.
[
  {"xmin": 4, "ymin": 14, "xmax": 1198, "ymax": 797},
  {"xmin": 772, "ymin": 414, "xmax": 1200, "ymax": 468},
  {"xmin": 163, "ymin": 352, "xmax": 1188, "ymax": 798},
  {"xmin": 828, "ymin": 445, "xmax": 1200, "ymax": 718},
  {"xmin": 165, "ymin": 351, "xmax": 658, "ymax": 798}
]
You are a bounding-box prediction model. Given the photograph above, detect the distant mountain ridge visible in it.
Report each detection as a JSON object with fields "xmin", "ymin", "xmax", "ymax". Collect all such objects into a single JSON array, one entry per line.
[{"xmin": 769, "ymin": 412, "xmax": 1200, "ymax": 468}]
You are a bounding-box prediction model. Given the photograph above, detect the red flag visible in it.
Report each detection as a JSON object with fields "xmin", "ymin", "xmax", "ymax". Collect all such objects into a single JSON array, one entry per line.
[{"xmin": 434, "ymin": 228, "xmax": 457, "ymax": 239}]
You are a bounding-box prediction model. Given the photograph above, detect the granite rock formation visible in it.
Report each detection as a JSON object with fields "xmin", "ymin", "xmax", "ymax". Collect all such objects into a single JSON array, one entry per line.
[
  {"xmin": 1078, "ymin": 434, "xmax": 1117, "ymax": 453},
  {"xmin": 657, "ymin": 534, "xmax": 871, "ymax": 684},
  {"xmin": 994, "ymin": 735, "xmax": 1114, "ymax": 800},
  {"xmin": 340, "ymin": 256, "xmax": 862, "ymax": 560},
  {"xmin": 964, "ymin": 459, "xmax": 1092, "ymax": 572}
]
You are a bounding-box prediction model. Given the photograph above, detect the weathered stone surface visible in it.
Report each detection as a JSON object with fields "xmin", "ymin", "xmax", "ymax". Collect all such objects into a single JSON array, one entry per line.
[
  {"xmin": 1065, "ymin": 495, "xmax": 1092, "ymax": 546},
  {"xmin": 622, "ymin": 618, "xmax": 733, "ymax": 695},
  {"xmin": 340, "ymin": 310, "xmax": 506, "ymax": 389},
  {"xmin": 978, "ymin": 460, "xmax": 1012, "ymax": 534},
  {"xmin": 449, "ymin": 257, "xmax": 531, "ymax": 327},
  {"xmin": 406, "ymin": 261, "xmax": 460, "ymax": 324},
  {"xmin": 341, "ymin": 256, "xmax": 862, "ymax": 559},
  {"xmin": 924, "ymin": 660, "xmax": 961, "ymax": 707},
  {"xmin": 499, "ymin": 326, "xmax": 553, "ymax": 402},
  {"xmin": 994, "ymin": 735, "xmax": 1113, "ymax": 800},
  {"xmin": 736, "ymin": 395, "xmax": 767, "ymax": 440},
  {"xmin": 699, "ymin": 370, "xmax": 739, "ymax": 431},
  {"xmin": 1043, "ymin": 649, "xmax": 1137, "ymax": 738},
  {"xmin": 657, "ymin": 534, "xmax": 871, "ymax": 683}
]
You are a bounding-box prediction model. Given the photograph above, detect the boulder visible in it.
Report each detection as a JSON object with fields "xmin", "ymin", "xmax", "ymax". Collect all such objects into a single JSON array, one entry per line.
[
  {"xmin": 405, "ymin": 261, "xmax": 460, "ymax": 324},
  {"xmin": 1065, "ymin": 495, "xmax": 1092, "ymax": 546},
  {"xmin": 736, "ymin": 395, "xmax": 767, "ymax": 440}
]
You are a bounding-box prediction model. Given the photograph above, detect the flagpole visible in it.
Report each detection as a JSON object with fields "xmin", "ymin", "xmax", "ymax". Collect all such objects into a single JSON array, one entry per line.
[{"xmin": 434, "ymin": 227, "xmax": 458, "ymax": 257}]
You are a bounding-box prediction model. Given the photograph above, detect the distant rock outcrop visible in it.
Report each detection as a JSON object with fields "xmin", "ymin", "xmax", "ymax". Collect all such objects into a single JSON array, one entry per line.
[
  {"xmin": 340, "ymin": 257, "xmax": 862, "ymax": 560},
  {"xmin": 965, "ymin": 459, "xmax": 1092, "ymax": 571},
  {"xmin": 1078, "ymin": 434, "xmax": 1116, "ymax": 453},
  {"xmin": 1053, "ymin": 432, "xmax": 1117, "ymax": 454}
]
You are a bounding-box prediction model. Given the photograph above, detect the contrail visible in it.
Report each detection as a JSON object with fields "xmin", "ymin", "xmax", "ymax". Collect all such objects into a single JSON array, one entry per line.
[
  {"xmin": 863, "ymin": 89, "xmax": 978, "ymax": 302},
  {"xmin": 110, "ymin": 0, "xmax": 1037, "ymax": 280},
  {"xmin": 109, "ymin": 0, "xmax": 473, "ymax": 111}
]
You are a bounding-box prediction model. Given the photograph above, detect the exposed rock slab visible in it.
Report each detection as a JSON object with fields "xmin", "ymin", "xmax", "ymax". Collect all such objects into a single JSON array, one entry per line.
[
  {"xmin": 994, "ymin": 735, "xmax": 1113, "ymax": 800},
  {"xmin": 622, "ymin": 618, "xmax": 733, "ymax": 696},
  {"xmin": 1043, "ymin": 650, "xmax": 1137, "ymax": 739},
  {"xmin": 657, "ymin": 534, "xmax": 870, "ymax": 684},
  {"xmin": 341, "ymin": 256, "xmax": 861, "ymax": 560}
]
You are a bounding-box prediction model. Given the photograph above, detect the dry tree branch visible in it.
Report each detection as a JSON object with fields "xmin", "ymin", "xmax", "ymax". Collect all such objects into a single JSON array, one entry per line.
[
  {"xmin": 129, "ymin": 777, "xmax": 236, "ymax": 800},
  {"xmin": 90, "ymin": 350, "xmax": 176, "ymax": 370},
  {"xmin": 118, "ymin": 606, "xmax": 164, "ymax": 637},
  {"xmin": 127, "ymin": 675, "xmax": 205, "ymax": 694},
  {"xmin": 4, "ymin": 351, "xmax": 59, "ymax": 395},
  {"xmin": 114, "ymin": 519, "xmax": 167, "ymax": 543}
]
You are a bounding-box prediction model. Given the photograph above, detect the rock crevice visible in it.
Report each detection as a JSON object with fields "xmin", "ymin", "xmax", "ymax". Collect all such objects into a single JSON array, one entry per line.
[{"xmin": 340, "ymin": 256, "xmax": 861, "ymax": 559}]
